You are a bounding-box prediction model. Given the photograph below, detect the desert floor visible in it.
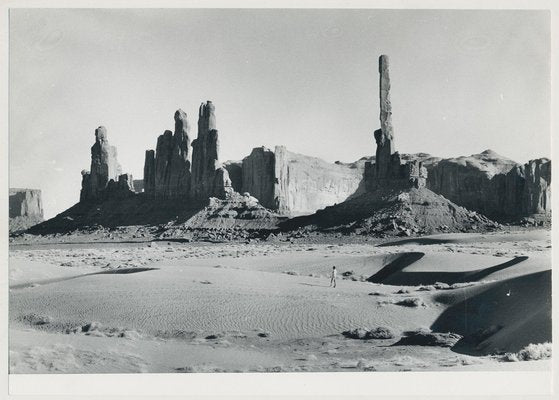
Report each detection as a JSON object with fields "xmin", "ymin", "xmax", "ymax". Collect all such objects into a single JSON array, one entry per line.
[{"xmin": 8, "ymin": 229, "xmax": 551, "ymax": 373}]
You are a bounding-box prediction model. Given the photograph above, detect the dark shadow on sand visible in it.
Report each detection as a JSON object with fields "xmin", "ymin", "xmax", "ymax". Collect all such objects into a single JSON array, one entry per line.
[
  {"xmin": 367, "ymin": 252, "xmax": 425, "ymax": 283},
  {"xmin": 10, "ymin": 267, "xmax": 159, "ymax": 290},
  {"xmin": 367, "ymin": 255, "xmax": 528, "ymax": 286},
  {"xmin": 429, "ymin": 269, "xmax": 551, "ymax": 356},
  {"xmin": 299, "ymin": 283, "xmax": 332, "ymax": 288},
  {"xmin": 378, "ymin": 238, "xmax": 454, "ymax": 247}
]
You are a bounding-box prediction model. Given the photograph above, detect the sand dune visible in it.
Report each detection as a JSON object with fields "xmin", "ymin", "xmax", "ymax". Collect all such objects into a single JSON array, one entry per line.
[
  {"xmin": 9, "ymin": 229, "xmax": 552, "ymax": 373},
  {"xmin": 431, "ymin": 269, "xmax": 551, "ymax": 355}
]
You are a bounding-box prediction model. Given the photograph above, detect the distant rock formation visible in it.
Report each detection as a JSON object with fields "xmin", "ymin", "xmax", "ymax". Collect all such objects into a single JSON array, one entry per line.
[
  {"xmin": 283, "ymin": 54, "xmax": 499, "ymax": 235},
  {"xmin": 237, "ymin": 146, "xmax": 365, "ymax": 215},
  {"xmin": 519, "ymin": 158, "xmax": 551, "ymax": 216},
  {"xmin": 190, "ymin": 101, "xmax": 233, "ymax": 202},
  {"xmin": 80, "ymin": 126, "xmax": 122, "ymax": 201},
  {"xmin": 80, "ymin": 126, "xmax": 135, "ymax": 202},
  {"xmin": 426, "ymin": 151, "xmax": 551, "ymax": 220},
  {"xmin": 35, "ymin": 55, "xmax": 547, "ymax": 236},
  {"xmin": 142, "ymin": 104, "xmax": 233, "ymax": 204},
  {"xmin": 364, "ymin": 55, "xmax": 427, "ymax": 191},
  {"xmin": 9, "ymin": 188, "xmax": 44, "ymax": 232}
]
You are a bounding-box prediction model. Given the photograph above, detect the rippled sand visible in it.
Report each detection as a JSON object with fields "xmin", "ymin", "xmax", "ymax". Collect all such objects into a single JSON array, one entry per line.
[{"xmin": 9, "ymin": 230, "xmax": 551, "ymax": 373}]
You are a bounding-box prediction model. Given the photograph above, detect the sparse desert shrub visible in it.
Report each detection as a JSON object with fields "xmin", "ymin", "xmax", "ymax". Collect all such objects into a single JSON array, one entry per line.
[
  {"xmin": 118, "ymin": 330, "xmax": 142, "ymax": 340},
  {"xmin": 395, "ymin": 331, "xmax": 462, "ymax": 347},
  {"xmin": 343, "ymin": 328, "xmax": 370, "ymax": 340},
  {"xmin": 403, "ymin": 327, "xmax": 431, "ymax": 336},
  {"xmin": 81, "ymin": 322, "xmax": 102, "ymax": 333},
  {"xmin": 449, "ymin": 282, "xmax": 477, "ymax": 289},
  {"xmin": 343, "ymin": 326, "xmax": 395, "ymax": 340},
  {"xmin": 367, "ymin": 327, "xmax": 395, "ymax": 339},
  {"xmin": 433, "ymin": 282, "xmax": 450, "ymax": 290},
  {"xmin": 504, "ymin": 343, "xmax": 552, "ymax": 362},
  {"xmin": 418, "ymin": 282, "xmax": 450, "ymax": 291},
  {"xmin": 205, "ymin": 333, "xmax": 224, "ymax": 340},
  {"xmin": 395, "ymin": 297, "xmax": 425, "ymax": 307},
  {"xmin": 20, "ymin": 313, "xmax": 51, "ymax": 326}
]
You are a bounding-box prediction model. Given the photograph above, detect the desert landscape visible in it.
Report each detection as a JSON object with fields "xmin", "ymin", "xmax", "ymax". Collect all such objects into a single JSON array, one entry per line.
[
  {"xmin": 8, "ymin": 9, "xmax": 552, "ymax": 377},
  {"xmin": 8, "ymin": 229, "xmax": 551, "ymax": 373}
]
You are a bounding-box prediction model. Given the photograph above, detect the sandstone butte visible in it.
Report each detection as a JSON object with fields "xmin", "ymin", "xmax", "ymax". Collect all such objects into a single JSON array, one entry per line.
[{"xmin": 20, "ymin": 54, "xmax": 550, "ymax": 235}]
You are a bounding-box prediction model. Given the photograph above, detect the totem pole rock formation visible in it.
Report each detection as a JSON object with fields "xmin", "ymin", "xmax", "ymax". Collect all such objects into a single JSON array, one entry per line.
[
  {"xmin": 365, "ymin": 55, "xmax": 427, "ymax": 190},
  {"xmin": 375, "ymin": 54, "xmax": 395, "ymax": 179},
  {"xmin": 190, "ymin": 101, "xmax": 233, "ymax": 202},
  {"xmin": 80, "ymin": 126, "xmax": 127, "ymax": 201}
]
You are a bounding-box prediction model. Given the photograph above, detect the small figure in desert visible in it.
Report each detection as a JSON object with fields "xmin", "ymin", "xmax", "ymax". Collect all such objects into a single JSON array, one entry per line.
[{"xmin": 330, "ymin": 266, "xmax": 337, "ymax": 288}]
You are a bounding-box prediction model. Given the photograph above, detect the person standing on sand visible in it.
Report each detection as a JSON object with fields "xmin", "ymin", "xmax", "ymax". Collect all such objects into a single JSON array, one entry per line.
[{"xmin": 330, "ymin": 266, "xmax": 337, "ymax": 288}]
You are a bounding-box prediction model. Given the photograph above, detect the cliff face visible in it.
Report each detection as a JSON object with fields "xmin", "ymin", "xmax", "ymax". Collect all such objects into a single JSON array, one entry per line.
[
  {"xmin": 496, "ymin": 158, "xmax": 551, "ymax": 219},
  {"xmin": 522, "ymin": 158, "xmax": 551, "ymax": 215},
  {"xmin": 241, "ymin": 147, "xmax": 276, "ymax": 209},
  {"xmin": 9, "ymin": 188, "xmax": 44, "ymax": 232},
  {"xmin": 240, "ymin": 146, "xmax": 365, "ymax": 215},
  {"xmin": 426, "ymin": 150, "xmax": 551, "ymax": 220}
]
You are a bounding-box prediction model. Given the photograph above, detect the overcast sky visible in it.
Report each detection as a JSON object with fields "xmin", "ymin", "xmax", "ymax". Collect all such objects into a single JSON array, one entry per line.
[{"xmin": 9, "ymin": 8, "xmax": 550, "ymax": 218}]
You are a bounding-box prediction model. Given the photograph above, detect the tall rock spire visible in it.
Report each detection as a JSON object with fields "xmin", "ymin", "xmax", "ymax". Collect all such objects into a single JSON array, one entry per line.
[
  {"xmin": 147, "ymin": 109, "xmax": 192, "ymax": 199},
  {"xmin": 80, "ymin": 126, "xmax": 136, "ymax": 202},
  {"xmin": 365, "ymin": 55, "xmax": 427, "ymax": 191},
  {"xmin": 374, "ymin": 54, "xmax": 395, "ymax": 179},
  {"xmin": 83, "ymin": 126, "xmax": 122, "ymax": 200},
  {"xmin": 191, "ymin": 101, "xmax": 233, "ymax": 202}
]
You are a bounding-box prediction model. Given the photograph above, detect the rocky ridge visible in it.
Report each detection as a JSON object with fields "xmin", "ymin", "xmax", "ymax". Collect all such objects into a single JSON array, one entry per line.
[
  {"xmin": 21, "ymin": 54, "xmax": 550, "ymax": 238},
  {"xmin": 427, "ymin": 151, "xmax": 551, "ymax": 221}
]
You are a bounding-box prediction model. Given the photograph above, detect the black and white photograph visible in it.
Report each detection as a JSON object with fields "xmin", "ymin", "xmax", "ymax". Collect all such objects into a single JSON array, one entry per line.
[{"xmin": 3, "ymin": 3, "xmax": 556, "ymax": 398}]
